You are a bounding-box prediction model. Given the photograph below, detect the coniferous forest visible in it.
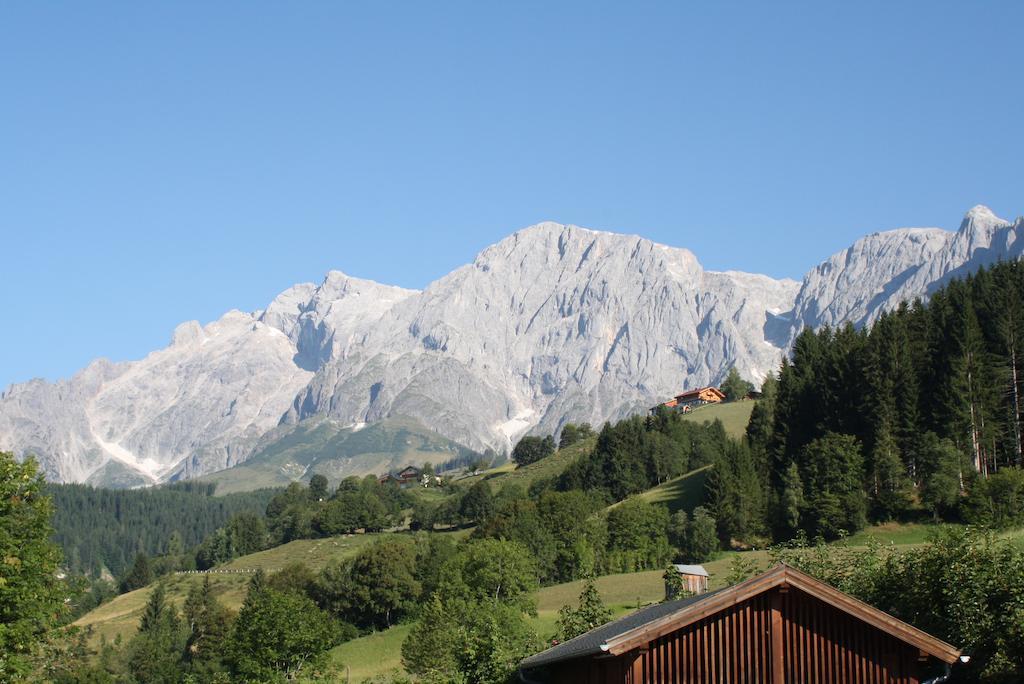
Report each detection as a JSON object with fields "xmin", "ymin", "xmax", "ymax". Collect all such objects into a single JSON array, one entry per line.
[
  {"xmin": 754, "ymin": 260, "xmax": 1024, "ymax": 538},
  {"xmin": 47, "ymin": 482, "xmax": 278, "ymax": 578}
]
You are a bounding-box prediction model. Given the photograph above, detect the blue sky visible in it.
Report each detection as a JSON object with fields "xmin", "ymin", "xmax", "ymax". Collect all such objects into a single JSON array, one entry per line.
[{"xmin": 1, "ymin": 1, "xmax": 1022, "ymax": 388}]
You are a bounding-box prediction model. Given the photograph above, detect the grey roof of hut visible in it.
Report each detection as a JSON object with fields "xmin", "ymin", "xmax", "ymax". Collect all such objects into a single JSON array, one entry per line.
[
  {"xmin": 520, "ymin": 588, "xmax": 725, "ymax": 670},
  {"xmin": 519, "ymin": 564, "xmax": 962, "ymax": 672}
]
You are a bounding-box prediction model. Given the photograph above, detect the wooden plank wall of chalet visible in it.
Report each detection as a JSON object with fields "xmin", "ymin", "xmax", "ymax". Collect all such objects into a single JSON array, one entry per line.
[
  {"xmin": 547, "ymin": 587, "xmax": 936, "ymax": 683},
  {"xmin": 778, "ymin": 587, "xmax": 923, "ymax": 684},
  {"xmin": 631, "ymin": 592, "xmax": 774, "ymax": 683}
]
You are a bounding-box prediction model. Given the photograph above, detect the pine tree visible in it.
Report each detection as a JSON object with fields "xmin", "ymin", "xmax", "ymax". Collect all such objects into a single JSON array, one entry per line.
[
  {"xmin": 869, "ymin": 427, "xmax": 912, "ymax": 521},
  {"xmin": 799, "ymin": 433, "xmax": 867, "ymax": 539},
  {"xmin": 183, "ymin": 576, "xmax": 232, "ymax": 676},
  {"xmin": 401, "ymin": 594, "xmax": 461, "ymax": 678},
  {"xmin": 685, "ymin": 506, "xmax": 719, "ymax": 562},
  {"xmin": 919, "ymin": 433, "xmax": 963, "ymax": 521},
  {"xmin": 128, "ymin": 582, "xmax": 186, "ymax": 684},
  {"xmin": 556, "ymin": 575, "xmax": 612, "ymax": 639},
  {"xmin": 721, "ymin": 367, "xmax": 754, "ymax": 402},
  {"xmin": 119, "ymin": 552, "xmax": 153, "ymax": 593},
  {"xmin": 998, "ymin": 282, "xmax": 1024, "ymax": 466},
  {"xmin": 775, "ymin": 461, "xmax": 804, "ymax": 541}
]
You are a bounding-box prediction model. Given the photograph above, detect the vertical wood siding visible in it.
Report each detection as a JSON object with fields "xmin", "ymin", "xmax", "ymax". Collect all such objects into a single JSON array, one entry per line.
[{"xmin": 548, "ymin": 587, "xmax": 936, "ymax": 683}]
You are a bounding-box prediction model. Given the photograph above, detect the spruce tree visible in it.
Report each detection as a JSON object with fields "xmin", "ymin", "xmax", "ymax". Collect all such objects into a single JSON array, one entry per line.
[
  {"xmin": 120, "ymin": 552, "xmax": 154, "ymax": 593},
  {"xmin": 721, "ymin": 367, "xmax": 754, "ymax": 402},
  {"xmin": 556, "ymin": 575, "xmax": 612, "ymax": 639},
  {"xmin": 183, "ymin": 576, "xmax": 232, "ymax": 676},
  {"xmin": 128, "ymin": 582, "xmax": 186, "ymax": 684},
  {"xmin": 775, "ymin": 461, "xmax": 804, "ymax": 541},
  {"xmin": 401, "ymin": 594, "xmax": 461, "ymax": 678}
]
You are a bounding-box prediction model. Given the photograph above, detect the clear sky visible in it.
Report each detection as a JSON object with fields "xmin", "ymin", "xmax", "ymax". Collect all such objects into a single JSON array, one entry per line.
[{"xmin": 1, "ymin": 1, "xmax": 1022, "ymax": 388}]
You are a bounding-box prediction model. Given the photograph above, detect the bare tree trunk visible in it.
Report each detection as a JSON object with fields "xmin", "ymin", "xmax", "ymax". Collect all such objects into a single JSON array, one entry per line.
[
  {"xmin": 1011, "ymin": 341, "xmax": 1023, "ymax": 466},
  {"xmin": 968, "ymin": 371, "xmax": 981, "ymax": 473}
]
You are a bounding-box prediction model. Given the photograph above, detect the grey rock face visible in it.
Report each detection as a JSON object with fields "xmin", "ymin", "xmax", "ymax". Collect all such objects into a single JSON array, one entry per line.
[
  {"xmin": 2, "ymin": 207, "xmax": 1021, "ymax": 484},
  {"xmin": 286, "ymin": 223, "xmax": 800, "ymax": 453},
  {"xmin": 0, "ymin": 312, "xmax": 314, "ymax": 483},
  {"xmin": 788, "ymin": 205, "xmax": 1020, "ymax": 342}
]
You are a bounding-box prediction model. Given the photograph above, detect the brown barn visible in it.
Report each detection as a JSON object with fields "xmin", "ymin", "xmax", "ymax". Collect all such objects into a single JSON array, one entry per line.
[{"xmin": 520, "ymin": 564, "xmax": 960, "ymax": 684}]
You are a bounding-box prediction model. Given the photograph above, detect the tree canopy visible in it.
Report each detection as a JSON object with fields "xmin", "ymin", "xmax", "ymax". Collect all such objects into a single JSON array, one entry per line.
[{"xmin": 0, "ymin": 452, "xmax": 67, "ymax": 679}]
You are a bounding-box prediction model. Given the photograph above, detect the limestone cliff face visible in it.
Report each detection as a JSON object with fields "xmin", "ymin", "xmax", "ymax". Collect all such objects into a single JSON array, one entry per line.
[
  {"xmin": 2, "ymin": 207, "xmax": 1020, "ymax": 484},
  {"xmin": 789, "ymin": 205, "xmax": 1018, "ymax": 339},
  {"xmin": 286, "ymin": 223, "xmax": 799, "ymax": 453}
]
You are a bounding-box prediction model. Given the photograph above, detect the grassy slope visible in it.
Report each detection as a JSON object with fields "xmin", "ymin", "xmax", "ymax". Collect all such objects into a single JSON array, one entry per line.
[
  {"xmin": 453, "ymin": 437, "xmax": 598, "ymax": 493},
  {"xmin": 679, "ymin": 400, "xmax": 756, "ymax": 439},
  {"xmin": 74, "ymin": 533, "xmax": 388, "ymax": 645},
  {"xmin": 628, "ymin": 465, "xmax": 713, "ymax": 515},
  {"xmin": 202, "ymin": 416, "xmax": 479, "ymax": 495}
]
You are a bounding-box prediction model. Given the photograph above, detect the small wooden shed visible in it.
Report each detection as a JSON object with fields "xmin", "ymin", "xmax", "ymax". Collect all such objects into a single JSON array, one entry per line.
[
  {"xmin": 520, "ymin": 564, "xmax": 960, "ymax": 684},
  {"xmin": 667, "ymin": 564, "xmax": 709, "ymax": 597}
]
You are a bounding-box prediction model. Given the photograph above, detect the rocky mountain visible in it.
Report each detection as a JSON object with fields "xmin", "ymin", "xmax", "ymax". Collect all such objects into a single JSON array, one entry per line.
[
  {"xmin": 1, "ymin": 206, "xmax": 1020, "ymax": 485},
  {"xmin": 786, "ymin": 205, "xmax": 1020, "ymax": 341}
]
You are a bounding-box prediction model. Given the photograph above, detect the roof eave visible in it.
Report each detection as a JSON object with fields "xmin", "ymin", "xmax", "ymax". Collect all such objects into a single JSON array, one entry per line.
[{"xmin": 603, "ymin": 565, "xmax": 960, "ymax": 665}]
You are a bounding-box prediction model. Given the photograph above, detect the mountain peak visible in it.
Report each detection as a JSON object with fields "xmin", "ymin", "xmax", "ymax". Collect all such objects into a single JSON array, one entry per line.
[
  {"xmin": 959, "ymin": 205, "xmax": 1009, "ymax": 233},
  {"xmin": 966, "ymin": 204, "xmax": 998, "ymax": 219}
]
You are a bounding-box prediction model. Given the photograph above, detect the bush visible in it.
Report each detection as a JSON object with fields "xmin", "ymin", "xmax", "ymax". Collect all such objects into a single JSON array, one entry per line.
[
  {"xmin": 512, "ymin": 435, "xmax": 555, "ymax": 467},
  {"xmin": 962, "ymin": 467, "xmax": 1024, "ymax": 529}
]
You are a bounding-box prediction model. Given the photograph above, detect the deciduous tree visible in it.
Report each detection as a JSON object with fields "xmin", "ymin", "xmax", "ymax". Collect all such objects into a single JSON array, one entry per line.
[{"xmin": 0, "ymin": 452, "xmax": 67, "ymax": 680}]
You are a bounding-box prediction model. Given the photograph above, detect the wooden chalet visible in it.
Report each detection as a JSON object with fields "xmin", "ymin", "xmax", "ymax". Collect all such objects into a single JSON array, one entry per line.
[
  {"xmin": 396, "ymin": 465, "xmax": 421, "ymax": 486},
  {"xmin": 649, "ymin": 398, "xmax": 679, "ymax": 415},
  {"xmin": 650, "ymin": 388, "xmax": 725, "ymax": 416},
  {"xmin": 378, "ymin": 466, "xmax": 422, "ymax": 488},
  {"xmin": 520, "ymin": 564, "xmax": 960, "ymax": 684},
  {"xmin": 674, "ymin": 386, "xmax": 725, "ymax": 409}
]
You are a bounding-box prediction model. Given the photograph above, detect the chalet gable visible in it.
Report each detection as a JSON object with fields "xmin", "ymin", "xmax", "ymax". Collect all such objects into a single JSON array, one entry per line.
[
  {"xmin": 521, "ymin": 564, "xmax": 960, "ymax": 683},
  {"xmin": 603, "ymin": 564, "xmax": 958, "ymax": 661}
]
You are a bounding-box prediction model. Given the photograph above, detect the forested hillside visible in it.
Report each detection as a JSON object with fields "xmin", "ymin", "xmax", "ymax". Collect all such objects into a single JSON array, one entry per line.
[
  {"xmin": 48, "ymin": 482, "xmax": 278, "ymax": 577},
  {"xmin": 749, "ymin": 260, "xmax": 1024, "ymax": 540}
]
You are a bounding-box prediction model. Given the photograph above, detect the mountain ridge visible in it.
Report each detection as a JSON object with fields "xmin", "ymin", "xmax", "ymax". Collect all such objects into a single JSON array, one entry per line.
[{"xmin": 3, "ymin": 206, "xmax": 1021, "ymax": 485}]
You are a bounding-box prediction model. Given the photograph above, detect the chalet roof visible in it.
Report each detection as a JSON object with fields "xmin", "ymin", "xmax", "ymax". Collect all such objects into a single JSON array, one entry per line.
[
  {"xmin": 675, "ymin": 386, "xmax": 725, "ymax": 401},
  {"xmin": 519, "ymin": 564, "xmax": 960, "ymax": 671},
  {"xmin": 672, "ymin": 564, "xmax": 708, "ymax": 577},
  {"xmin": 520, "ymin": 589, "xmax": 725, "ymax": 670}
]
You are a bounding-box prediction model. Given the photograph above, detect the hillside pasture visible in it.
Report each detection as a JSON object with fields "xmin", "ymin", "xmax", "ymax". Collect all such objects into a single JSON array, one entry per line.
[
  {"xmin": 629, "ymin": 464, "xmax": 713, "ymax": 515},
  {"xmin": 679, "ymin": 400, "xmax": 756, "ymax": 439},
  {"xmin": 454, "ymin": 437, "xmax": 596, "ymax": 492},
  {"xmin": 74, "ymin": 532, "xmax": 391, "ymax": 645}
]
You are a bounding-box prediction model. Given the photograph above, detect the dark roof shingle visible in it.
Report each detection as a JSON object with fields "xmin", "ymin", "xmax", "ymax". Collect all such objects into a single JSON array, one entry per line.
[{"xmin": 520, "ymin": 588, "xmax": 724, "ymax": 670}]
